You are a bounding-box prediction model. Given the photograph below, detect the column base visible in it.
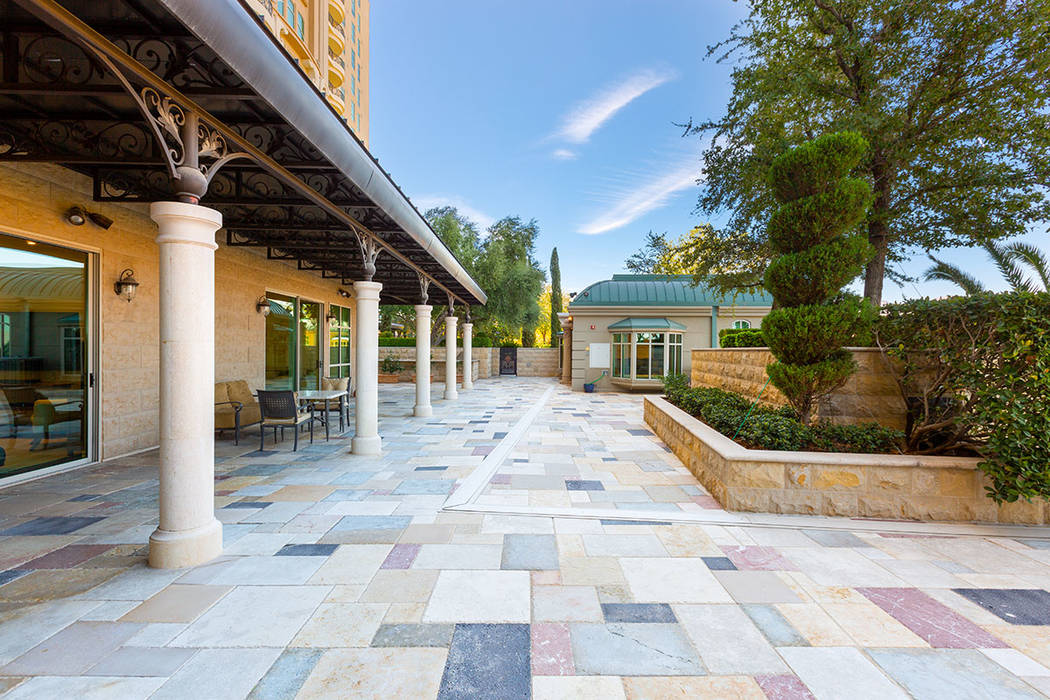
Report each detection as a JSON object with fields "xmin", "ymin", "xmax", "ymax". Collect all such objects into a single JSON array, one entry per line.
[
  {"xmin": 414, "ymin": 404, "xmax": 433, "ymax": 418},
  {"xmin": 352, "ymin": 434, "xmax": 383, "ymax": 455},
  {"xmin": 148, "ymin": 518, "xmax": 222, "ymax": 569},
  {"xmin": 462, "ymin": 381, "xmax": 473, "ymax": 391},
  {"xmin": 444, "ymin": 387, "xmax": 458, "ymax": 400}
]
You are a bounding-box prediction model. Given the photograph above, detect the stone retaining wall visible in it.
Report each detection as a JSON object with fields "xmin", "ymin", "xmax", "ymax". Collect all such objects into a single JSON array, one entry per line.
[
  {"xmin": 644, "ymin": 395, "xmax": 1049, "ymax": 525},
  {"xmin": 691, "ymin": 347, "xmax": 906, "ymax": 430},
  {"xmin": 378, "ymin": 346, "xmax": 556, "ymax": 378}
]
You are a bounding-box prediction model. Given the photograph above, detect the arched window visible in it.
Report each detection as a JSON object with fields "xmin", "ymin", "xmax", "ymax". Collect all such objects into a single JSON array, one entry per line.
[{"xmin": 733, "ymin": 320, "xmax": 751, "ymax": 329}]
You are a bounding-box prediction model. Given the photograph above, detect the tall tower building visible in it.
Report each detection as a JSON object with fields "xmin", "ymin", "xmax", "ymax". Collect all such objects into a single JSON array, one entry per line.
[{"xmin": 247, "ymin": 0, "xmax": 370, "ymax": 146}]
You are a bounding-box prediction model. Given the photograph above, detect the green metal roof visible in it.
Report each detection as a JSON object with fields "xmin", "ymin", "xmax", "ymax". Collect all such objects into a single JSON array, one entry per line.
[
  {"xmin": 568, "ymin": 274, "xmax": 773, "ymax": 308},
  {"xmin": 607, "ymin": 317, "xmax": 687, "ymax": 331}
]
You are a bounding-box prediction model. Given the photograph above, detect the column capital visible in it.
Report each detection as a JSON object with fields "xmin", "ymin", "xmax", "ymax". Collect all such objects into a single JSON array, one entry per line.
[
  {"xmin": 462, "ymin": 322, "xmax": 473, "ymax": 330},
  {"xmin": 354, "ymin": 279, "xmax": 383, "ymax": 301},
  {"xmin": 445, "ymin": 315, "xmax": 459, "ymax": 327},
  {"xmin": 414, "ymin": 304, "xmax": 433, "ymax": 316},
  {"xmin": 150, "ymin": 201, "xmax": 221, "ymax": 249}
]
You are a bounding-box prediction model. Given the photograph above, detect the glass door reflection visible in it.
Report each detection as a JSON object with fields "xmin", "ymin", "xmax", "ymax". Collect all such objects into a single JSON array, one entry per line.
[{"xmin": 298, "ymin": 300, "xmax": 321, "ymax": 390}]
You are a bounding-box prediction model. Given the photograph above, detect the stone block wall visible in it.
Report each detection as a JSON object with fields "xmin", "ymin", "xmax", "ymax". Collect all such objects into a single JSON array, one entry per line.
[
  {"xmin": 514, "ymin": 348, "xmax": 560, "ymax": 377},
  {"xmin": 644, "ymin": 395, "xmax": 1049, "ymax": 525},
  {"xmin": 691, "ymin": 347, "xmax": 906, "ymax": 430}
]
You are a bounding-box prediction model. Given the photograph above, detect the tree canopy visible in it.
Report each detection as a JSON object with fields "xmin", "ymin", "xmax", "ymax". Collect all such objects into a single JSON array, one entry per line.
[
  {"xmin": 686, "ymin": 0, "xmax": 1050, "ymax": 304},
  {"xmin": 549, "ymin": 247, "xmax": 563, "ymax": 346}
]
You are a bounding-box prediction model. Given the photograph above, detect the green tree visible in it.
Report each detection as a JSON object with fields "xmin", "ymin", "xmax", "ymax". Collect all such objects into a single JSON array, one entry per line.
[
  {"xmin": 549, "ymin": 247, "xmax": 563, "ymax": 346},
  {"xmin": 924, "ymin": 242, "xmax": 1050, "ymax": 295},
  {"xmin": 686, "ymin": 0, "xmax": 1050, "ymax": 305},
  {"xmin": 475, "ymin": 216, "xmax": 546, "ymax": 345},
  {"xmin": 625, "ymin": 226, "xmax": 767, "ymax": 292},
  {"xmin": 763, "ymin": 132, "xmax": 875, "ymax": 425}
]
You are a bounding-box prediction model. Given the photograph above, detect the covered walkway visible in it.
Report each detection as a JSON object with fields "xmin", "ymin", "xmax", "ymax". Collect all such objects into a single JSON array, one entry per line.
[{"xmin": 1, "ymin": 377, "xmax": 1049, "ymax": 698}]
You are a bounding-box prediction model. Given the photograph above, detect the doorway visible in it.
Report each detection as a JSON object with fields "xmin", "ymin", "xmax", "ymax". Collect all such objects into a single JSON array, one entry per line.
[
  {"xmin": 264, "ymin": 292, "xmax": 324, "ymax": 391},
  {"xmin": 0, "ymin": 232, "xmax": 96, "ymax": 480}
]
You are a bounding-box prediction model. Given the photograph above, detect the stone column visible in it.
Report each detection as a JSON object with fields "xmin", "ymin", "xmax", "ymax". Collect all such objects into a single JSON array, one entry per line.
[
  {"xmin": 148, "ymin": 201, "xmax": 223, "ymax": 569},
  {"xmin": 444, "ymin": 314, "xmax": 458, "ymax": 400},
  {"xmin": 413, "ymin": 304, "xmax": 433, "ymax": 417},
  {"xmin": 561, "ymin": 328, "xmax": 573, "ymax": 385},
  {"xmin": 353, "ymin": 280, "xmax": 382, "ymax": 455},
  {"xmin": 461, "ymin": 321, "xmax": 473, "ymax": 391}
]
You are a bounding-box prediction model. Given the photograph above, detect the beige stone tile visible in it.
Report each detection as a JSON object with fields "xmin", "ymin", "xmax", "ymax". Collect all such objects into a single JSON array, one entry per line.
[
  {"xmin": 556, "ymin": 534, "xmax": 586, "ymax": 557},
  {"xmin": 0, "ymin": 568, "xmax": 123, "ymax": 603},
  {"xmin": 297, "ymin": 648, "xmax": 447, "ymax": 698},
  {"xmin": 383, "ymin": 603, "xmax": 425, "ymax": 624},
  {"xmin": 307, "ymin": 544, "xmax": 392, "ymax": 585},
  {"xmin": 397, "ymin": 525, "xmax": 454, "ymax": 544},
  {"xmin": 558, "ymin": 556, "xmax": 625, "ymax": 587},
  {"xmin": 360, "ymin": 570, "xmax": 438, "ymax": 603},
  {"xmin": 623, "ymin": 676, "xmax": 766, "ymax": 699},
  {"xmin": 534, "ymin": 675, "xmax": 626, "ymax": 700},
  {"xmin": 775, "ymin": 603, "xmax": 853, "ymax": 646},
  {"xmin": 821, "ymin": 602, "xmax": 928, "ymax": 647},
  {"xmin": 654, "ymin": 526, "xmax": 723, "ymax": 557},
  {"xmin": 120, "ymin": 585, "xmax": 230, "ymax": 623},
  {"xmin": 986, "ymin": 625, "xmax": 1050, "ymax": 667},
  {"xmin": 292, "ymin": 603, "xmax": 387, "ymax": 647}
]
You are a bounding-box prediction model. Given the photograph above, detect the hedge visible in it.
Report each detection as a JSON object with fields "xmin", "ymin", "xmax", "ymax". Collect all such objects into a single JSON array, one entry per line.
[{"xmin": 719, "ymin": 329, "xmax": 766, "ymax": 348}]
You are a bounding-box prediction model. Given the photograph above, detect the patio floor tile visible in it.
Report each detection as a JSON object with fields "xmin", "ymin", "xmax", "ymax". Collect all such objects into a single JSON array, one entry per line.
[
  {"xmin": 621, "ymin": 558, "xmax": 732, "ymax": 603},
  {"xmin": 151, "ymin": 648, "xmax": 281, "ymax": 700},
  {"xmin": 676, "ymin": 604, "xmax": 787, "ymax": 675},
  {"xmin": 171, "ymin": 586, "xmax": 328, "ymax": 648},
  {"xmin": 600, "ymin": 603, "xmax": 676, "ymax": 623},
  {"xmin": 291, "ymin": 602, "xmax": 387, "ymax": 647},
  {"xmin": 0, "ymin": 620, "xmax": 143, "ymax": 676},
  {"xmin": 779, "ymin": 647, "xmax": 908, "ymax": 700},
  {"xmin": 246, "ymin": 648, "xmax": 323, "ymax": 700},
  {"xmin": 952, "ymin": 589, "xmax": 1050, "ymax": 625},
  {"xmin": 858, "ymin": 587, "xmax": 1007, "ymax": 648},
  {"xmin": 501, "ymin": 534, "xmax": 559, "ymax": 570},
  {"xmin": 533, "ymin": 585, "xmax": 603, "ymax": 622},
  {"xmin": 439, "ymin": 623, "xmax": 531, "ymax": 700},
  {"xmin": 371, "ymin": 623, "xmax": 454, "ymax": 647},
  {"xmin": 424, "ymin": 570, "xmax": 530, "ymax": 623},
  {"xmin": 120, "ymin": 584, "xmax": 230, "ymax": 623},
  {"xmin": 570, "ymin": 622, "xmax": 704, "ymax": 676},
  {"xmin": 868, "ymin": 648, "xmax": 1045, "ymax": 700},
  {"xmin": 87, "ymin": 645, "xmax": 196, "ymax": 676}
]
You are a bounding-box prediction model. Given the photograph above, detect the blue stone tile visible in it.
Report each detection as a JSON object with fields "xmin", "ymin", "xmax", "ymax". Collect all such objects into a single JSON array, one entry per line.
[
  {"xmin": 627, "ymin": 429, "xmax": 653, "ymax": 436},
  {"xmin": 392, "ymin": 479, "xmax": 455, "ymax": 495},
  {"xmin": 702, "ymin": 556, "xmax": 738, "ymax": 571},
  {"xmin": 328, "ymin": 472, "xmax": 376, "ymax": 486},
  {"xmin": 493, "ymin": 432, "xmax": 507, "ymax": 439},
  {"xmin": 869, "ymin": 648, "xmax": 1044, "ymax": 699},
  {"xmin": 68, "ymin": 494, "xmax": 101, "ymax": 502},
  {"xmin": 275, "ymin": 544, "xmax": 339, "ymax": 557},
  {"xmin": 570, "ymin": 623, "xmax": 704, "ymax": 676},
  {"xmin": 230, "ymin": 464, "xmax": 286, "ymax": 476},
  {"xmin": 247, "ymin": 648, "xmax": 323, "ymax": 700},
  {"xmin": 804, "ymin": 530, "xmax": 868, "ymax": 548},
  {"xmin": 0, "ymin": 516, "xmax": 103, "ymax": 536},
  {"xmin": 742, "ymin": 605, "xmax": 809, "ymax": 646},
  {"xmin": 372, "ymin": 624, "xmax": 455, "ymax": 647},
  {"xmin": 415, "ymin": 466, "xmax": 448, "ymax": 472},
  {"xmin": 321, "ymin": 489, "xmax": 371, "ymax": 502},
  {"xmin": 952, "ymin": 588, "xmax": 1050, "ymax": 625},
  {"xmin": 501, "ymin": 535, "xmax": 559, "ymax": 570},
  {"xmin": 602, "ymin": 457, "xmax": 617, "ymax": 462},
  {"xmin": 1016, "ymin": 538, "xmax": 1050, "ymax": 550},
  {"xmin": 599, "ymin": 519, "xmax": 672, "ymax": 526},
  {"xmin": 223, "ymin": 501, "xmax": 273, "ymax": 509},
  {"xmin": 601, "ymin": 603, "xmax": 676, "ymax": 623},
  {"xmin": 439, "ymin": 624, "xmax": 530, "ymax": 700},
  {"xmin": 332, "ymin": 515, "xmax": 412, "ymax": 531},
  {"xmin": 565, "ymin": 480, "xmax": 604, "ymax": 491},
  {"xmin": 0, "ymin": 569, "xmax": 30, "ymax": 586}
]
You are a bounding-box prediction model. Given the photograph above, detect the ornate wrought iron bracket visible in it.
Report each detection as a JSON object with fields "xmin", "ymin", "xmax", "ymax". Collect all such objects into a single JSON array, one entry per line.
[
  {"xmin": 356, "ymin": 231, "xmax": 382, "ymax": 281},
  {"xmin": 446, "ymin": 293, "xmax": 456, "ymax": 317}
]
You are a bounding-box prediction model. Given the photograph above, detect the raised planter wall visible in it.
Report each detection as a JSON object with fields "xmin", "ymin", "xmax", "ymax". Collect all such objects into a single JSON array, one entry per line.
[
  {"xmin": 691, "ymin": 347, "xmax": 906, "ymax": 430},
  {"xmin": 644, "ymin": 395, "xmax": 1049, "ymax": 525}
]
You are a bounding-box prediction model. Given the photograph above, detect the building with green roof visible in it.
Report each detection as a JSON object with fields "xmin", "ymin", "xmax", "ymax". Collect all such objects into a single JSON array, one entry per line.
[{"xmin": 558, "ymin": 274, "xmax": 772, "ymax": 392}]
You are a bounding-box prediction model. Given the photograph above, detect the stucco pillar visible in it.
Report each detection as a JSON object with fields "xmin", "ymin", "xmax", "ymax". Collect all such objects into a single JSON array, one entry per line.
[
  {"xmin": 148, "ymin": 201, "xmax": 223, "ymax": 569},
  {"xmin": 414, "ymin": 305, "xmax": 433, "ymax": 417},
  {"xmin": 711, "ymin": 306, "xmax": 720, "ymax": 348},
  {"xmin": 561, "ymin": 328, "xmax": 573, "ymax": 385},
  {"xmin": 444, "ymin": 315, "xmax": 458, "ymax": 400},
  {"xmin": 461, "ymin": 322, "xmax": 473, "ymax": 391},
  {"xmin": 353, "ymin": 280, "xmax": 382, "ymax": 455}
]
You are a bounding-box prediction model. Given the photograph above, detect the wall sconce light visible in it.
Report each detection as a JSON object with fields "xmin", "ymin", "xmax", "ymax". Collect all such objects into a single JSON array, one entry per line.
[
  {"xmin": 256, "ymin": 296, "xmax": 271, "ymax": 316},
  {"xmin": 337, "ymin": 288, "xmax": 351, "ymax": 298},
  {"xmin": 113, "ymin": 269, "xmax": 139, "ymax": 302},
  {"xmin": 65, "ymin": 206, "xmax": 113, "ymax": 229}
]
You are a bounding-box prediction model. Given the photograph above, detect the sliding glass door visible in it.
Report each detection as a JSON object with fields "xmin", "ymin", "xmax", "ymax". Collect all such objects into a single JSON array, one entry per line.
[
  {"xmin": 264, "ymin": 293, "xmax": 326, "ymax": 391},
  {"xmin": 298, "ymin": 300, "xmax": 321, "ymax": 390},
  {"xmin": 0, "ymin": 233, "xmax": 94, "ymax": 479}
]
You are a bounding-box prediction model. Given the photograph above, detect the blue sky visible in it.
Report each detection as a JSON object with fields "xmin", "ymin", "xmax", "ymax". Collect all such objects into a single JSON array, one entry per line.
[{"xmin": 369, "ymin": 1, "xmax": 1048, "ymax": 301}]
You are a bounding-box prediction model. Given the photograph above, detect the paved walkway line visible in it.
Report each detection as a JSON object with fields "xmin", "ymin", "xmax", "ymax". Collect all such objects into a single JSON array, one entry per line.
[{"xmin": 442, "ymin": 385, "xmax": 556, "ymax": 509}]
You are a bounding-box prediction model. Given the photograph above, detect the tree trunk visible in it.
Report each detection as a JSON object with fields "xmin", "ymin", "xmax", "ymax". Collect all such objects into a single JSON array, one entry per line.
[{"xmin": 863, "ymin": 155, "xmax": 893, "ymax": 306}]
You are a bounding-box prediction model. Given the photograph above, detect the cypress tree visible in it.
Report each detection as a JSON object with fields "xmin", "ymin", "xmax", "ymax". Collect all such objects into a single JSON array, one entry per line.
[
  {"xmin": 549, "ymin": 247, "xmax": 563, "ymax": 347},
  {"xmin": 763, "ymin": 132, "xmax": 875, "ymax": 425}
]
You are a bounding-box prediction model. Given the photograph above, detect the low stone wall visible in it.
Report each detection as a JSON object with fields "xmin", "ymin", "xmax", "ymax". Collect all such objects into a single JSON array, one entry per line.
[
  {"xmin": 515, "ymin": 348, "xmax": 560, "ymax": 377},
  {"xmin": 691, "ymin": 347, "xmax": 906, "ymax": 430},
  {"xmin": 378, "ymin": 346, "xmax": 557, "ymax": 378},
  {"xmin": 376, "ymin": 346, "xmax": 499, "ymax": 381},
  {"xmin": 644, "ymin": 395, "xmax": 1049, "ymax": 525}
]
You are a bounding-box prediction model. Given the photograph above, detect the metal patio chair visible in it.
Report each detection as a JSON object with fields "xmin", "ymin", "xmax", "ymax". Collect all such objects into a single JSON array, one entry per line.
[{"xmin": 256, "ymin": 390, "xmax": 314, "ymax": 452}]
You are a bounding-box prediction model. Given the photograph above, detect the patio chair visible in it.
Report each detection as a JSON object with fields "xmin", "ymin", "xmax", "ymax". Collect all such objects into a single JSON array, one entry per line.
[
  {"xmin": 316, "ymin": 376, "xmax": 350, "ymax": 429},
  {"xmin": 215, "ymin": 380, "xmax": 262, "ymax": 445},
  {"xmin": 256, "ymin": 390, "xmax": 314, "ymax": 452}
]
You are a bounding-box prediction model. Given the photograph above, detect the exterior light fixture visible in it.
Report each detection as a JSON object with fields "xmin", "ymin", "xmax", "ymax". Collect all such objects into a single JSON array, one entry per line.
[
  {"xmin": 113, "ymin": 269, "xmax": 139, "ymax": 302},
  {"xmin": 337, "ymin": 288, "xmax": 351, "ymax": 298},
  {"xmin": 65, "ymin": 207, "xmax": 87, "ymax": 226},
  {"xmin": 256, "ymin": 296, "xmax": 271, "ymax": 316}
]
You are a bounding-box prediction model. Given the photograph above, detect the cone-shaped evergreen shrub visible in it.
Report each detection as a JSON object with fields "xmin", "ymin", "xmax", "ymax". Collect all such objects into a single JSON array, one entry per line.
[{"xmin": 764, "ymin": 132, "xmax": 875, "ymax": 425}]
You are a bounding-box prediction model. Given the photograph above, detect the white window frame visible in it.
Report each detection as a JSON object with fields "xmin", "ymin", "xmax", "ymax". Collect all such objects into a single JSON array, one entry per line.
[{"xmin": 733, "ymin": 319, "xmax": 751, "ymax": 329}]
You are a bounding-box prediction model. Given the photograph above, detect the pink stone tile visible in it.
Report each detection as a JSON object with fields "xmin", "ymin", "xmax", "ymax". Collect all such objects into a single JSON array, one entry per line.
[
  {"xmin": 858, "ymin": 587, "xmax": 1007, "ymax": 648},
  {"xmin": 722, "ymin": 546, "xmax": 798, "ymax": 571},
  {"xmin": 22, "ymin": 544, "xmax": 114, "ymax": 570},
  {"xmin": 381, "ymin": 543, "xmax": 421, "ymax": 570},
  {"xmin": 693, "ymin": 495, "xmax": 722, "ymax": 509},
  {"xmin": 490, "ymin": 474, "xmax": 512, "ymax": 485},
  {"xmin": 755, "ymin": 674, "xmax": 816, "ymax": 700},
  {"xmin": 531, "ymin": 622, "xmax": 574, "ymax": 676},
  {"xmin": 371, "ymin": 489, "xmax": 392, "ymax": 496},
  {"xmin": 472, "ymin": 446, "xmax": 494, "ymax": 456}
]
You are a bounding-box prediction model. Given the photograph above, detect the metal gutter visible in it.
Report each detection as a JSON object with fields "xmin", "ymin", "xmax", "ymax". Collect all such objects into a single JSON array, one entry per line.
[{"xmin": 157, "ymin": 0, "xmax": 487, "ymax": 305}]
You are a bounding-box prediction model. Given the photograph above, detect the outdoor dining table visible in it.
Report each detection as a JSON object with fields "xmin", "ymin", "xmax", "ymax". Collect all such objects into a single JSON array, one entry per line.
[{"xmin": 296, "ymin": 389, "xmax": 349, "ymax": 434}]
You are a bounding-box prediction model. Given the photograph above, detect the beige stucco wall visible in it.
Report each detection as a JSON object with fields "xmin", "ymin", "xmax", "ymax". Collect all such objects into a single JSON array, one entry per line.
[
  {"xmin": 0, "ymin": 163, "xmax": 354, "ymax": 461},
  {"xmin": 565, "ymin": 305, "xmax": 769, "ymax": 392}
]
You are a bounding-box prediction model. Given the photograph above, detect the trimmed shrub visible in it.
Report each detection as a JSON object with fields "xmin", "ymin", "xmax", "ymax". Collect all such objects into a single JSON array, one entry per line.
[
  {"xmin": 763, "ymin": 132, "xmax": 874, "ymax": 424},
  {"xmin": 720, "ymin": 329, "xmax": 766, "ymax": 348},
  {"xmin": 378, "ymin": 337, "xmax": 417, "ymax": 347},
  {"xmin": 874, "ymin": 292, "xmax": 1050, "ymax": 503}
]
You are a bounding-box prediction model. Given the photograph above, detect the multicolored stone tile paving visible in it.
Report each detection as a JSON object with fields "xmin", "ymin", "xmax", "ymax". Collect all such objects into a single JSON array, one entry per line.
[{"xmin": 0, "ymin": 377, "xmax": 1048, "ymax": 698}]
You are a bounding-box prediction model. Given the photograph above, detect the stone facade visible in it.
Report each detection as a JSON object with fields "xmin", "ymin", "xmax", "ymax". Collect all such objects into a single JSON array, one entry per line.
[
  {"xmin": 691, "ymin": 347, "xmax": 907, "ymax": 430},
  {"xmin": 376, "ymin": 346, "xmax": 556, "ymax": 379},
  {"xmin": 644, "ymin": 395, "xmax": 1049, "ymax": 525}
]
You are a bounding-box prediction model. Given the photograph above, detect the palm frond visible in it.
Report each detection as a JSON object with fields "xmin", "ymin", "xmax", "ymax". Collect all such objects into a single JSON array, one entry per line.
[
  {"xmin": 1003, "ymin": 242, "xmax": 1050, "ymax": 292},
  {"xmin": 983, "ymin": 241, "xmax": 1036, "ymax": 293},
  {"xmin": 923, "ymin": 256, "xmax": 986, "ymax": 295}
]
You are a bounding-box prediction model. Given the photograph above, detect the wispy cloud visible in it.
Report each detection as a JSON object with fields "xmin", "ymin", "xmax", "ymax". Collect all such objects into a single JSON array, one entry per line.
[
  {"xmin": 551, "ymin": 148, "xmax": 577, "ymax": 160},
  {"xmin": 578, "ymin": 164, "xmax": 698, "ymax": 235},
  {"xmin": 556, "ymin": 68, "xmax": 676, "ymax": 145},
  {"xmin": 412, "ymin": 195, "xmax": 495, "ymax": 230}
]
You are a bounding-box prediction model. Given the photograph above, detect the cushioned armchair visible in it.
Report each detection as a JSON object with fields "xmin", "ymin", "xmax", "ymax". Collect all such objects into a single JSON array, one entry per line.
[{"xmin": 215, "ymin": 380, "xmax": 262, "ymax": 445}]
